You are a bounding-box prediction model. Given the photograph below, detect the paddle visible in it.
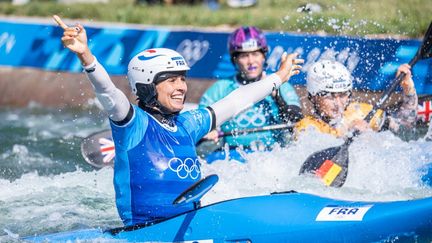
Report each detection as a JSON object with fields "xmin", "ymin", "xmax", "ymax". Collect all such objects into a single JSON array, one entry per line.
[
  {"xmin": 107, "ymin": 174, "xmax": 219, "ymax": 235},
  {"xmin": 80, "ymin": 129, "xmax": 114, "ymax": 168},
  {"xmin": 81, "ymin": 123, "xmax": 293, "ymax": 168},
  {"xmin": 299, "ymin": 21, "xmax": 432, "ymax": 187},
  {"xmin": 172, "ymin": 174, "xmax": 219, "ymax": 207},
  {"xmin": 197, "ymin": 123, "xmax": 293, "ymax": 145},
  {"xmin": 218, "ymin": 123, "xmax": 293, "ymax": 136}
]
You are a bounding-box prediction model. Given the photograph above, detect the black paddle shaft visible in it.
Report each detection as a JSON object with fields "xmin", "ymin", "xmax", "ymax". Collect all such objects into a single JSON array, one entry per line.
[
  {"xmin": 344, "ymin": 56, "xmax": 416, "ymax": 146},
  {"xmin": 196, "ymin": 123, "xmax": 293, "ymax": 146},
  {"xmin": 363, "ymin": 56, "xmax": 419, "ymax": 123},
  {"xmin": 219, "ymin": 123, "xmax": 293, "ymax": 137},
  {"xmin": 365, "ymin": 21, "xmax": 432, "ymax": 122}
]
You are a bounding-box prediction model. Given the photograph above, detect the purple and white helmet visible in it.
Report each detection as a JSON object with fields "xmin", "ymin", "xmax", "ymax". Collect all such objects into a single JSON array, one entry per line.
[{"xmin": 228, "ymin": 26, "xmax": 268, "ymax": 56}]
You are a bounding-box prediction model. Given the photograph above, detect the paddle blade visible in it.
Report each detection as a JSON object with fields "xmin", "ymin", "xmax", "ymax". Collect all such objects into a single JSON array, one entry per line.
[
  {"xmin": 173, "ymin": 174, "xmax": 219, "ymax": 206},
  {"xmin": 299, "ymin": 144, "xmax": 349, "ymax": 187},
  {"xmin": 80, "ymin": 129, "xmax": 115, "ymax": 168}
]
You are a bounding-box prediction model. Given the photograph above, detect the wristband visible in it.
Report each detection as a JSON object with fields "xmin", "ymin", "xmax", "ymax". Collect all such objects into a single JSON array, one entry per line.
[{"xmin": 83, "ymin": 57, "xmax": 97, "ymax": 73}]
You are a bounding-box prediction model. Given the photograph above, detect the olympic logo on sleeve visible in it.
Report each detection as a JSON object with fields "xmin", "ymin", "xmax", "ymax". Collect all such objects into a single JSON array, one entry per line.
[
  {"xmin": 168, "ymin": 157, "xmax": 201, "ymax": 179},
  {"xmin": 233, "ymin": 109, "xmax": 267, "ymax": 127}
]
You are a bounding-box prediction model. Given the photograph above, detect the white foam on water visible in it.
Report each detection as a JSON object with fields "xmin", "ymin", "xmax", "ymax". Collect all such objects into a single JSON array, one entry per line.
[
  {"xmin": 0, "ymin": 167, "xmax": 121, "ymax": 240},
  {"xmin": 200, "ymin": 130, "xmax": 432, "ymax": 205},
  {"xmin": 1, "ymin": 107, "xmax": 432, "ymax": 241}
]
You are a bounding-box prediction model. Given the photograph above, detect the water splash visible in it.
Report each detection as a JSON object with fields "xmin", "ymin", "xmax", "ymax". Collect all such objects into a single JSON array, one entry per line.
[
  {"xmin": 201, "ymin": 130, "xmax": 432, "ymax": 205},
  {"xmin": 1, "ymin": 107, "xmax": 432, "ymax": 240}
]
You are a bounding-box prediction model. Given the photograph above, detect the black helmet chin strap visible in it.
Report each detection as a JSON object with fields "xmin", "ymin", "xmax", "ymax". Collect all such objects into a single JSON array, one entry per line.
[
  {"xmin": 136, "ymin": 83, "xmax": 180, "ymax": 126},
  {"xmin": 136, "ymin": 83, "xmax": 157, "ymax": 105},
  {"xmin": 138, "ymin": 99, "xmax": 179, "ymax": 127},
  {"xmin": 308, "ymin": 93, "xmax": 331, "ymax": 123},
  {"xmin": 135, "ymin": 68, "xmax": 188, "ymax": 125}
]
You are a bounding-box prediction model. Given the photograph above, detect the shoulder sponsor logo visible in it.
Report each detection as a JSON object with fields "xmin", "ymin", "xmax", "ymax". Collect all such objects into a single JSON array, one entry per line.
[{"xmin": 316, "ymin": 205, "xmax": 373, "ymax": 221}]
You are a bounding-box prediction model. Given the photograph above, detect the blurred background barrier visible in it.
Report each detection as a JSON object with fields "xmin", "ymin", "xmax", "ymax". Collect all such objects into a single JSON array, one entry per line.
[{"xmin": 1, "ymin": 17, "xmax": 431, "ymax": 94}]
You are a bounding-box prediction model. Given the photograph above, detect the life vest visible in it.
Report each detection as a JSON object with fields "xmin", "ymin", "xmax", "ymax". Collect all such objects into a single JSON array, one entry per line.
[
  {"xmin": 111, "ymin": 105, "xmax": 212, "ymax": 226},
  {"xmin": 199, "ymin": 76, "xmax": 300, "ymax": 147},
  {"xmin": 295, "ymin": 102, "xmax": 385, "ymax": 138}
]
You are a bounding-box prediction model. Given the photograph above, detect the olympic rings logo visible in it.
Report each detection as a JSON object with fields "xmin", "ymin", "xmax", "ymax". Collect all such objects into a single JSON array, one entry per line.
[
  {"xmin": 233, "ymin": 108, "xmax": 267, "ymax": 127},
  {"xmin": 267, "ymin": 46, "xmax": 360, "ymax": 73},
  {"xmin": 168, "ymin": 157, "xmax": 201, "ymax": 179},
  {"xmin": 0, "ymin": 32, "xmax": 16, "ymax": 54},
  {"xmin": 176, "ymin": 39, "xmax": 209, "ymax": 67}
]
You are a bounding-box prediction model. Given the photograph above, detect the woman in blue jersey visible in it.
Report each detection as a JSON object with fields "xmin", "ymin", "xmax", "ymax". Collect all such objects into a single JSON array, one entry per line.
[
  {"xmin": 54, "ymin": 16, "xmax": 303, "ymax": 226},
  {"xmin": 199, "ymin": 26, "xmax": 303, "ymax": 161}
]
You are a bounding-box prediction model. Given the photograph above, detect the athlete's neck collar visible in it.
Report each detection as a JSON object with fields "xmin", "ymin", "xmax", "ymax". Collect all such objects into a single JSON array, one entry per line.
[
  {"xmin": 140, "ymin": 103, "xmax": 178, "ymax": 128},
  {"xmin": 235, "ymin": 72, "xmax": 262, "ymax": 85}
]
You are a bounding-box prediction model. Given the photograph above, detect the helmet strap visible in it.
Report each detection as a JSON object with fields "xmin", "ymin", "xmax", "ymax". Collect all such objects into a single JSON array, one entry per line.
[
  {"xmin": 148, "ymin": 106, "xmax": 177, "ymax": 126},
  {"xmin": 136, "ymin": 83, "xmax": 157, "ymax": 105},
  {"xmin": 308, "ymin": 93, "xmax": 333, "ymax": 124},
  {"xmin": 139, "ymin": 101, "xmax": 179, "ymax": 127},
  {"xmin": 136, "ymin": 83, "xmax": 180, "ymax": 122}
]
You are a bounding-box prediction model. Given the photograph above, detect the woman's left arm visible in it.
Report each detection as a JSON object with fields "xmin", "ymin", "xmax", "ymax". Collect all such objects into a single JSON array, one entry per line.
[{"xmin": 387, "ymin": 64, "xmax": 418, "ymax": 132}]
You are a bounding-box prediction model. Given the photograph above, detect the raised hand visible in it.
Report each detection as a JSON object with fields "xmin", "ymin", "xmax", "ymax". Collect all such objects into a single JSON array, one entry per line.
[
  {"xmin": 53, "ymin": 15, "xmax": 94, "ymax": 66},
  {"xmin": 275, "ymin": 52, "xmax": 304, "ymax": 83},
  {"xmin": 203, "ymin": 130, "xmax": 220, "ymax": 142},
  {"xmin": 397, "ymin": 64, "xmax": 416, "ymax": 96},
  {"xmin": 348, "ymin": 119, "xmax": 371, "ymax": 133}
]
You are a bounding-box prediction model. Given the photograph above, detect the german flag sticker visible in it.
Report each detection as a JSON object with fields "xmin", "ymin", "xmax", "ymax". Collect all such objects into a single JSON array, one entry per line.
[{"xmin": 315, "ymin": 160, "xmax": 342, "ymax": 186}]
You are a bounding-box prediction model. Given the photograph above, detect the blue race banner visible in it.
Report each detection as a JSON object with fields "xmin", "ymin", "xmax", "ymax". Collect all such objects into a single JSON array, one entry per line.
[{"xmin": 1, "ymin": 19, "xmax": 431, "ymax": 94}]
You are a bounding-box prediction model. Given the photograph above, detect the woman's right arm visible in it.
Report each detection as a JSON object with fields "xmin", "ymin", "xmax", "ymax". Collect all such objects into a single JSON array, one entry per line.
[
  {"xmin": 53, "ymin": 15, "xmax": 130, "ymax": 122},
  {"xmin": 210, "ymin": 53, "xmax": 303, "ymax": 127},
  {"xmin": 386, "ymin": 64, "xmax": 418, "ymax": 133}
]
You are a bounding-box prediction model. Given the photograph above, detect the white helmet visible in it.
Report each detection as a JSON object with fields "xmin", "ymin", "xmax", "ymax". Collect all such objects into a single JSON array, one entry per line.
[
  {"xmin": 127, "ymin": 48, "xmax": 190, "ymax": 94},
  {"xmin": 306, "ymin": 60, "xmax": 353, "ymax": 96}
]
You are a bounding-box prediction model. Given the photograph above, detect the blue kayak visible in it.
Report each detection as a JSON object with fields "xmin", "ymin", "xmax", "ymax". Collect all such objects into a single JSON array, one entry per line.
[
  {"xmin": 24, "ymin": 191, "xmax": 432, "ymax": 242},
  {"xmin": 421, "ymin": 162, "xmax": 432, "ymax": 187}
]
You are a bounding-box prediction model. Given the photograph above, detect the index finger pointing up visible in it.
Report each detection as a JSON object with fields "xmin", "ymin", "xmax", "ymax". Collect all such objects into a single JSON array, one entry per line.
[{"xmin": 53, "ymin": 15, "xmax": 68, "ymax": 29}]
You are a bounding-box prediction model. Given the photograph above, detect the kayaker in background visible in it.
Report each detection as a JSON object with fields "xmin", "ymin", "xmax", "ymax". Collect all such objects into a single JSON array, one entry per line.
[
  {"xmin": 295, "ymin": 59, "xmax": 417, "ymax": 138},
  {"xmin": 53, "ymin": 15, "xmax": 303, "ymax": 227},
  {"xmin": 198, "ymin": 26, "xmax": 303, "ymax": 161}
]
